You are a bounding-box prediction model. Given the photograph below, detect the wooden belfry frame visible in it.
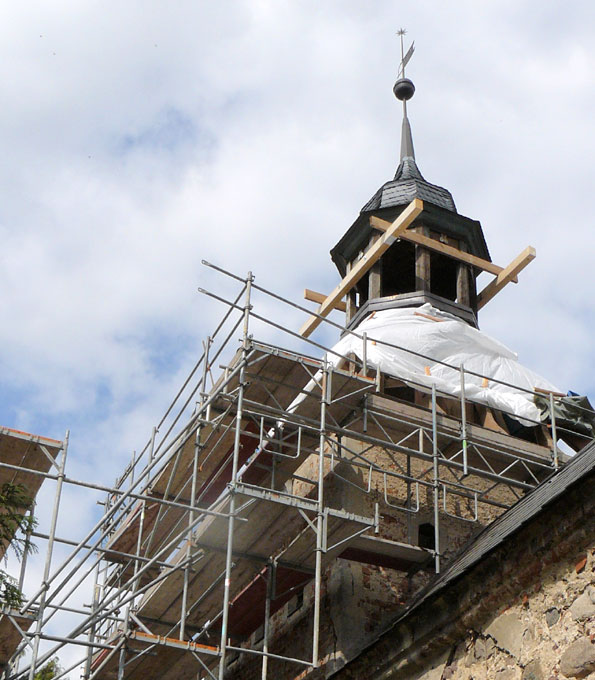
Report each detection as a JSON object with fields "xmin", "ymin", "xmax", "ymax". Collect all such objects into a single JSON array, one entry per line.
[{"xmin": 300, "ymin": 198, "xmax": 536, "ymax": 338}]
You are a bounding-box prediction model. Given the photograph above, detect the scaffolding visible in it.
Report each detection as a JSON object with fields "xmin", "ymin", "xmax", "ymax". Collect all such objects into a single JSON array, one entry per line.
[{"xmin": 1, "ymin": 262, "xmax": 591, "ymax": 680}]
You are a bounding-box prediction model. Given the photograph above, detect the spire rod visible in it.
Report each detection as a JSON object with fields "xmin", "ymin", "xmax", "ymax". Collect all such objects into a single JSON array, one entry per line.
[{"xmin": 394, "ymin": 29, "xmax": 416, "ymax": 161}]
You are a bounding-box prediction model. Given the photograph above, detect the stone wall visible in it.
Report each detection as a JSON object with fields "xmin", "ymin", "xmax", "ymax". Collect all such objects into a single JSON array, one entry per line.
[
  {"xmin": 224, "ymin": 440, "xmax": 507, "ymax": 679},
  {"xmin": 222, "ymin": 430, "xmax": 580, "ymax": 680},
  {"xmin": 444, "ymin": 551, "xmax": 595, "ymax": 680},
  {"xmin": 332, "ymin": 467, "xmax": 594, "ymax": 680}
]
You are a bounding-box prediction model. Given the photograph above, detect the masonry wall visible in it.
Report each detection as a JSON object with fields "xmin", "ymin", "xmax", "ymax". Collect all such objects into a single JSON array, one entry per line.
[
  {"xmin": 223, "ymin": 436, "xmax": 516, "ymax": 680},
  {"xmin": 332, "ymin": 468, "xmax": 595, "ymax": 680}
]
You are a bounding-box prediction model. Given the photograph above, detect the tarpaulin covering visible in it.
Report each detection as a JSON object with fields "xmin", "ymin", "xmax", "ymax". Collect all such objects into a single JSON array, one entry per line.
[
  {"xmin": 535, "ymin": 394, "xmax": 595, "ymax": 438},
  {"xmin": 328, "ymin": 304, "xmax": 560, "ymax": 424}
]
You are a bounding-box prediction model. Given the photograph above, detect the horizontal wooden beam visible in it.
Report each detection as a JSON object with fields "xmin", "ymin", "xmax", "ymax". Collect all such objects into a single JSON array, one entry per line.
[
  {"xmin": 476, "ymin": 246, "xmax": 536, "ymax": 310},
  {"xmin": 299, "ymin": 198, "xmax": 424, "ymax": 338},
  {"xmin": 534, "ymin": 386, "xmax": 566, "ymax": 398},
  {"xmin": 304, "ymin": 289, "xmax": 347, "ymax": 313},
  {"xmin": 129, "ymin": 630, "xmax": 219, "ymax": 654},
  {"xmin": 369, "ymin": 215, "xmax": 513, "ymax": 279}
]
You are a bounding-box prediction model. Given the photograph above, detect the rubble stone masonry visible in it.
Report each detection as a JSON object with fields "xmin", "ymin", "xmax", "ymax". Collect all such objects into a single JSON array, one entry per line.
[
  {"xmin": 224, "ymin": 437, "xmax": 592, "ymax": 680},
  {"xmin": 333, "ymin": 466, "xmax": 594, "ymax": 680}
]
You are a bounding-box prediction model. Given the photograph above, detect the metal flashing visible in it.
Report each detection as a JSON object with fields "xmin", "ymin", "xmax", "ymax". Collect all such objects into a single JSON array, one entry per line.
[{"xmin": 344, "ymin": 292, "xmax": 478, "ymax": 333}]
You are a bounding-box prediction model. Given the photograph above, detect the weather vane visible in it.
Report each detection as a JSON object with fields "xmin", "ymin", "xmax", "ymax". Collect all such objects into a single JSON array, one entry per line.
[
  {"xmin": 397, "ymin": 28, "xmax": 415, "ymax": 79},
  {"xmin": 394, "ymin": 28, "xmax": 415, "ymax": 104}
]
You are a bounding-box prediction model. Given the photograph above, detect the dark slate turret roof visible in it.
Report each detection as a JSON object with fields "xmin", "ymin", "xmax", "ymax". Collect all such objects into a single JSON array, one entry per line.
[
  {"xmin": 361, "ymin": 106, "xmax": 456, "ymax": 214},
  {"xmin": 330, "ymin": 77, "xmax": 491, "ymax": 277},
  {"xmin": 361, "ymin": 156, "xmax": 457, "ymax": 213}
]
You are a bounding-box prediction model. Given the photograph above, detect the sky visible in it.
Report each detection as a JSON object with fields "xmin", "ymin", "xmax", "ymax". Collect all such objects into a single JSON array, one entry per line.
[{"xmin": 1, "ymin": 0, "xmax": 595, "ymax": 673}]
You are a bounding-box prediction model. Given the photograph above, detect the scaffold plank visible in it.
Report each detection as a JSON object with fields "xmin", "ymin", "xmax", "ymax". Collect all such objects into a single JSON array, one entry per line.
[
  {"xmin": 91, "ymin": 630, "xmax": 218, "ymax": 680},
  {"xmin": 0, "ymin": 428, "xmax": 63, "ymax": 560},
  {"xmin": 0, "ymin": 608, "xmax": 35, "ymax": 670},
  {"xmin": 104, "ymin": 348, "xmax": 319, "ymax": 568},
  {"xmin": 340, "ymin": 535, "xmax": 432, "ymax": 571},
  {"xmin": 0, "ymin": 428, "xmax": 62, "ymax": 493},
  {"xmin": 363, "ymin": 394, "xmax": 556, "ymax": 484}
]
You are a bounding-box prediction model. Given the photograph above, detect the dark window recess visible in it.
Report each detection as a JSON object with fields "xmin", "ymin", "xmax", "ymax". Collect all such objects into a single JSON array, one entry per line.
[
  {"xmin": 418, "ymin": 522, "xmax": 436, "ymax": 550},
  {"xmin": 502, "ymin": 413, "xmax": 540, "ymax": 444},
  {"xmin": 381, "ymin": 241, "xmax": 416, "ymax": 296},
  {"xmin": 384, "ymin": 384, "xmax": 416, "ymax": 403},
  {"xmin": 288, "ymin": 589, "xmax": 304, "ymax": 617},
  {"xmin": 429, "ymin": 251, "xmax": 458, "ymax": 301},
  {"xmin": 227, "ymin": 651, "xmax": 239, "ymax": 667},
  {"xmin": 355, "ymin": 274, "xmax": 369, "ymax": 307}
]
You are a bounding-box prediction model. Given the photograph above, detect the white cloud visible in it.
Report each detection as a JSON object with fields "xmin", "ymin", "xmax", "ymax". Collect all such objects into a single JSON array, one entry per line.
[{"xmin": 1, "ymin": 0, "xmax": 595, "ymax": 672}]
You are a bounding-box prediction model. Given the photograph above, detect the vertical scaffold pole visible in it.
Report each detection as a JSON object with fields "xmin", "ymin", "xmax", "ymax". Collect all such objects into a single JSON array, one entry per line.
[
  {"xmin": 10, "ymin": 502, "xmax": 36, "ymax": 677},
  {"xmin": 18, "ymin": 503, "xmax": 35, "ymax": 592},
  {"xmin": 181, "ymin": 336, "xmax": 209, "ymax": 641},
  {"xmin": 83, "ymin": 561, "xmax": 101, "ymax": 679},
  {"xmin": 28, "ymin": 431, "xmax": 69, "ymax": 680},
  {"xmin": 218, "ymin": 273, "xmax": 253, "ymax": 680},
  {"xmin": 549, "ymin": 391, "xmax": 559, "ymax": 470},
  {"xmin": 431, "ymin": 385, "xmax": 440, "ymax": 574},
  {"xmin": 362, "ymin": 332, "xmax": 368, "ymax": 377},
  {"xmin": 118, "ymin": 442, "xmax": 150, "ymax": 680},
  {"xmin": 148, "ymin": 425, "xmax": 157, "ymax": 466},
  {"xmin": 460, "ymin": 364, "xmax": 468, "ymax": 476},
  {"xmin": 312, "ymin": 360, "xmax": 329, "ymax": 667},
  {"xmin": 261, "ymin": 562, "xmax": 274, "ymax": 679},
  {"xmin": 117, "ymin": 475, "xmax": 148, "ymax": 680},
  {"xmin": 406, "ymin": 450, "xmax": 413, "ymax": 545},
  {"xmin": 180, "ymin": 430, "xmax": 199, "ymax": 640}
]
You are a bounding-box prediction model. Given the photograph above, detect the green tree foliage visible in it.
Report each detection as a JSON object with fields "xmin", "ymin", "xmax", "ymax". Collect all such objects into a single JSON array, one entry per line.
[
  {"xmin": 0, "ymin": 570, "xmax": 24, "ymax": 608},
  {"xmin": 0, "ymin": 481, "xmax": 37, "ymax": 607},
  {"xmin": 33, "ymin": 657, "xmax": 67, "ymax": 679}
]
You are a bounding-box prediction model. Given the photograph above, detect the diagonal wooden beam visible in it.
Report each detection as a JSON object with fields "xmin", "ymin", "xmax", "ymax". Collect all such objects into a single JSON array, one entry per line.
[
  {"xmin": 304, "ymin": 289, "xmax": 347, "ymax": 313},
  {"xmin": 299, "ymin": 199, "xmax": 424, "ymax": 338},
  {"xmin": 369, "ymin": 215, "xmax": 513, "ymax": 279},
  {"xmin": 476, "ymin": 246, "xmax": 536, "ymax": 310}
]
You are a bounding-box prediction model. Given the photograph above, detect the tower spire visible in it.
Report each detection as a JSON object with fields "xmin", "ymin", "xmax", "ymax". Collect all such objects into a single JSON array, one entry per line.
[{"xmin": 394, "ymin": 29, "xmax": 416, "ymax": 162}]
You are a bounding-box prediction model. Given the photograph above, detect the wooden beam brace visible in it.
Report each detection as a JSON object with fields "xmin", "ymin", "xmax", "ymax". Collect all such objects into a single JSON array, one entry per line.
[
  {"xmin": 299, "ymin": 198, "xmax": 424, "ymax": 338},
  {"xmin": 129, "ymin": 630, "xmax": 219, "ymax": 655},
  {"xmin": 369, "ymin": 215, "xmax": 515, "ymax": 280},
  {"xmin": 476, "ymin": 246, "xmax": 536, "ymax": 310},
  {"xmin": 534, "ymin": 386, "xmax": 566, "ymax": 398},
  {"xmin": 304, "ymin": 289, "xmax": 347, "ymax": 313}
]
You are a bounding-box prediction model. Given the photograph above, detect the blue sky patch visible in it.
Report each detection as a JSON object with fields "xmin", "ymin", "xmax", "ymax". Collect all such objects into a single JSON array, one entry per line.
[{"xmin": 115, "ymin": 107, "xmax": 215, "ymax": 158}]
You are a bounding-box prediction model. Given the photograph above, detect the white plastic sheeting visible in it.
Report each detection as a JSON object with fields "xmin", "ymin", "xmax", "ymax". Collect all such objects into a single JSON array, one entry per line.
[{"xmin": 328, "ymin": 304, "xmax": 560, "ymax": 424}]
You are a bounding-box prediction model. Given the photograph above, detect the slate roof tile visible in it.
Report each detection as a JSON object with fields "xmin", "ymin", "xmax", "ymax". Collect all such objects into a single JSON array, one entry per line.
[{"xmin": 361, "ymin": 157, "xmax": 457, "ymax": 214}]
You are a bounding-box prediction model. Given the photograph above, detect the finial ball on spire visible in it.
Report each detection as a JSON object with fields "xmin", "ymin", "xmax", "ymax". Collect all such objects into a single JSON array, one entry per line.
[{"xmin": 393, "ymin": 78, "xmax": 415, "ymax": 101}]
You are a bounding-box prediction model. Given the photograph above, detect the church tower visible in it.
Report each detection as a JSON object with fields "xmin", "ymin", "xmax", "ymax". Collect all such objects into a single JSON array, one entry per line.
[
  {"xmin": 330, "ymin": 69, "xmax": 489, "ymax": 329},
  {"xmin": 300, "ymin": 36, "xmax": 535, "ymax": 341},
  {"xmin": 85, "ymin": 37, "xmax": 588, "ymax": 680}
]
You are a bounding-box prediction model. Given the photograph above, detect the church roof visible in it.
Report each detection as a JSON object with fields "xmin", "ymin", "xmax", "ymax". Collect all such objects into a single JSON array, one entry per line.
[
  {"xmin": 361, "ymin": 99, "xmax": 456, "ymax": 214},
  {"xmin": 361, "ymin": 157, "xmax": 457, "ymax": 214}
]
